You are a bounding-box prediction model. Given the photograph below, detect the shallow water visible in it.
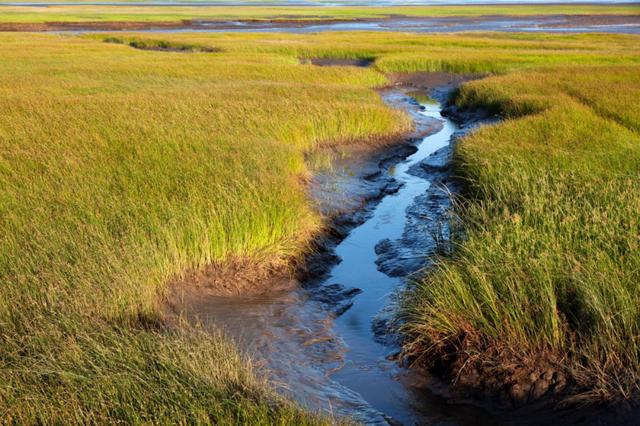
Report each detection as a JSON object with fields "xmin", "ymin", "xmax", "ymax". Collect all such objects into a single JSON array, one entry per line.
[
  {"xmin": 187, "ymin": 16, "xmax": 640, "ymax": 34},
  {"xmin": 52, "ymin": 15, "xmax": 640, "ymax": 34},
  {"xmin": 177, "ymin": 90, "xmax": 500, "ymax": 425},
  {"xmin": 324, "ymin": 96, "xmax": 458, "ymax": 424},
  {"xmin": 14, "ymin": 2, "xmax": 640, "ymax": 35}
]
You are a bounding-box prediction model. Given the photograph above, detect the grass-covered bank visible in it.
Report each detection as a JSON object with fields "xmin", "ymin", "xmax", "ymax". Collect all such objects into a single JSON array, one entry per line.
[
  {"xmin": 403, "ymin": 66, "xmax": 640, "ymax": 404},
  {"xmin": 1, "ymin": 30, "xmax": 639, "ymax": 421},
  {"xmin": 0, "ymin": 32, "xmax": 408, "ymax": 423}
]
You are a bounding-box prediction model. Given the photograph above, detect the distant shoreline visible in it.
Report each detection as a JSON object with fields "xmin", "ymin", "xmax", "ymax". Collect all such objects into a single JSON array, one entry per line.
[
  {"xmin": 0, "ymin": 1, "xmax": 639, "ymax": 6},
  {"xmin": 0, "ymin": 0, "xmax": 640, "ymax": 7}
]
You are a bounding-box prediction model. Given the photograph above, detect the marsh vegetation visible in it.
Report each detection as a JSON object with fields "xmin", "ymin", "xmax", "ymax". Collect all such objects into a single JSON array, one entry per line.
[
  {"xmin": 0, "ymin": 27, "xmax": 639, "ymax": 422},
  {"xmin": 0, "ymin": 4, "xmax": 638, "ymax": 24},
  {"xmin": 404, "ymin": 65, "xmax": 640, "ymax": 404}
]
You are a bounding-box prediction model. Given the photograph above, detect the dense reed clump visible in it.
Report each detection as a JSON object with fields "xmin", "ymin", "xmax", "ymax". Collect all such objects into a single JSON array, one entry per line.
[{"xmin": 403, "ymin": 66, "xmax": 640, "ymax": 402}]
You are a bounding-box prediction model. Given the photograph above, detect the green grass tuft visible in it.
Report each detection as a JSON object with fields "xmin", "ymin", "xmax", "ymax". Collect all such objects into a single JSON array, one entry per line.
[{"xmin": 403, "ymin": 65, "xmax": 640, "ymax": 401}]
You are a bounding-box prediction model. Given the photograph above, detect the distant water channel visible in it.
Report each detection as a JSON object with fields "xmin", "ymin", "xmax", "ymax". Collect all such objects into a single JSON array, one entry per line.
[
  {"xmin": 43, "ymin": 15, "xmax": 640, "ymax": 34},
  {"xmin": 180, "ymin": 16, "xmax": 640, "ymax": 34},
  {"xmin": 6, "ymin": 1, "xmax": 640, "ymax": 35}
]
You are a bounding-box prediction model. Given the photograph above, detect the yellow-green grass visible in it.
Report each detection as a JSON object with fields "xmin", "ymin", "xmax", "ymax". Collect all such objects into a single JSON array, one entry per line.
[
  {"xmin": 0, "ymin": 32, "xmax": 407, "ymax": 423},
  {"xmin": 1, "ymin": 30, "xmax": 640, "ymax": 421},
  {"xmin": 88, "ymin": 31, "xmax": 640, "ymax": 74},
  {"xmin": 404, "ymin": 66, "xmax": 640, "ymax": 401},
  {"xmin": 0, "ymin": 4, "xmax": 638, "ymax": 23}
]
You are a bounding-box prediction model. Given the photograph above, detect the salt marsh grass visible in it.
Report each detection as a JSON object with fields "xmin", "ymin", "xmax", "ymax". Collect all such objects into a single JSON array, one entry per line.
[
  {"xmin": 0, "ymin": 32, "xmax": 407, "ymax": 423},
  {"xmin": 1, "ymin": 29, "xmax": 639, "ymax": 420},
  {"xmin": 404, "ymin": 65, "xmax": 640, "ymax": 401}
]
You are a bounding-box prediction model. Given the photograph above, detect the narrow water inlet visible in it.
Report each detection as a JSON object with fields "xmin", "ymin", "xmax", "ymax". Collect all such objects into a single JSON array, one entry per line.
[
  {"xmin": 177, "ymin": 88, "xmax": 494, "ymax": 425},
  {"xmin": 323, "ymin": 93, "xmax": 458, "ymax": 423}
]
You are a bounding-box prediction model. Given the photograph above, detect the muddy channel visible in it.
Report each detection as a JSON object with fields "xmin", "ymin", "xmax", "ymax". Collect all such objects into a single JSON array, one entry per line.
[
  {"xmin": 165, "ymin": 69, "xmax": 640, "ymax": 424},
  {"xmin": 170, "ymin": 81, "xmax": 506, "ymax": 425}
]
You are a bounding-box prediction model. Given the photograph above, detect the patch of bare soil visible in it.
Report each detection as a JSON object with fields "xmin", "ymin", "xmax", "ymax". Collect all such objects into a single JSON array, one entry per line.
[
  {"xmin": 305, "ymin": 57, "xmax": 374, "ymax": 67},
  {"xmin": 388, "ymin": 71, "xmax": 481, "ymax": 92},
  {"xmin": 164, "ymin": 258, "xmax": 302, "ymax": 325},
  {"xmin": 168, "ymin": 258, "xmax": 296, "ymax": 297}
]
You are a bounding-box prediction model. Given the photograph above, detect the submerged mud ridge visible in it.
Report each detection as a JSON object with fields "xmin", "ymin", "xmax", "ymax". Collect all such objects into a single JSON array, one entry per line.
[{"xmin": 374, "ymin": 143, "xmax": 458, "ymax": 277}]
